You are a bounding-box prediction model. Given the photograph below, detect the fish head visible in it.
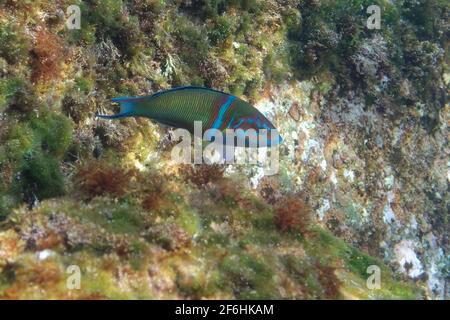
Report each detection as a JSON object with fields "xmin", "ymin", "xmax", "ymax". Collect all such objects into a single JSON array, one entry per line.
[{"xmin": 231, "ymin": 116, "xmax": 282, "ymax": 147}]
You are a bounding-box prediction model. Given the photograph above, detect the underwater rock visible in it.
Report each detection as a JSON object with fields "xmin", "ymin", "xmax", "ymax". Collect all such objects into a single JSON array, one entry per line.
[{"xmin": 0, "ymin": 0, "xmax": 447, "ymax": 300}]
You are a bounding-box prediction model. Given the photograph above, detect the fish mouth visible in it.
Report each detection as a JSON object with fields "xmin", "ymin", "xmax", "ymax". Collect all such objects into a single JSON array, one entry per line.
[{"xmin": 95, "ymin": 111, "xmax": 132, "ymax": 119}]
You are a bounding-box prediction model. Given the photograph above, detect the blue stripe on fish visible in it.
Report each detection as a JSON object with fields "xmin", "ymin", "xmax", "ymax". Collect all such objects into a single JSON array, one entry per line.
[
  {"xmin": 233, "ymin": 118, "xmax": 244, "ymax": 129},
  {"xmin": 211, "ymin": 96, "xmax": 236, "ymax": 130},
  {"xmin": 111, "ymin": 96, "xmax": 148, "ymax": 103}
]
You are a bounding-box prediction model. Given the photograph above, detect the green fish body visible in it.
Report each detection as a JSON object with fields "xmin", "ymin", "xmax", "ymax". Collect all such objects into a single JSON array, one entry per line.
[{"xmin": 97, "ymin": 86, "xmax": 281, "ymax": 147}]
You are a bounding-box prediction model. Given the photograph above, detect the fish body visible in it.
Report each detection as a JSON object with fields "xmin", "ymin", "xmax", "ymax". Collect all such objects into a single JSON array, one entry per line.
[{"xmin": 97, "ymin": 86, "xmax": 282, "ymax": 147}]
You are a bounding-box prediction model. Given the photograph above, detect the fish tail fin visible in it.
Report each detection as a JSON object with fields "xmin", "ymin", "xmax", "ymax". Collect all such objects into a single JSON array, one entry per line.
[{"xmin": 96, "ymin": 97, "xmax": 143, "ymax": 119}]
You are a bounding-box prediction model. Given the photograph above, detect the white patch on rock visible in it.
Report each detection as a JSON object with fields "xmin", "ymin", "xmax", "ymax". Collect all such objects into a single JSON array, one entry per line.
[
  {"xmin": 362, "ymin": 207, "xmax": 369, "ymax": 218},
  {"xmin": 249, "ymin": 166, "xmax": 266, "ymax": 188},
  {"xmin": 384, "ymin": 174, "xmax": 394, "ymax": 190},
  {"xmin": 394, "ymin": 240, "xmax": 424, "ymax": 278},
  {"xmin": 343, "ymin": 169, "xmax": 355, "ymax": 182},
  {"xmin": 423, "ymin": 233, "xmax": 447, "ymax": 299},
  {"xmin": 375, "ymin": 134, "xmax": 384, "ymax": 148},
  {"xmin": 447, "ymin": 160, "xmax": 450, "ymax": 183},
  {"xmin": 383, "ymin": 191, "xmax": 396, "ymax": 224},
  {"xmin": 383, "ymin": 203, "xmax": 396, "ymax": 224},
  {"xmin": 409, "ymin": 216, "xmax": 418, "ymax": 230},
  {"xmin": 301, "ymin": 139, "xmax": 320, "ymax": 162},
  {"xmin": 320, "ymin": 159, "xmax": 327, "ymax": 171},
  {"xmin": 330, "ymin": 170, "xmax": 338, "ymax": 185},
  {"xmin": 317, "ymin": 199, "xmax": 330, "ymax": 221},
  {"xmin": 37, "ymin": 249, "xmax": 55, "ymax": 261}
]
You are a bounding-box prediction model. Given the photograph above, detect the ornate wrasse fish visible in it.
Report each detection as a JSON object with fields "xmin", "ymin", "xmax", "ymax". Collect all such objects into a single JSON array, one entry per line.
[{"xmin": 97, "ymin": 86, "xmax": 282, "ymax": 147}]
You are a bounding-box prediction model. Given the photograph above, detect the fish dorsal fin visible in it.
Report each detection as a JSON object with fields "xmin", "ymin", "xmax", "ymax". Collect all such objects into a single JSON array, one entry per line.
[
  {"xmin": 111, "ymin": 96, "xmax": 149, "ymax": 103},
  {"xmin": 111, "ymin": 87, "xmax": 232, "ymax": 105},
  {"xmin": 145, "ymin": 86, "xmax": 232, "ymax": 100}
]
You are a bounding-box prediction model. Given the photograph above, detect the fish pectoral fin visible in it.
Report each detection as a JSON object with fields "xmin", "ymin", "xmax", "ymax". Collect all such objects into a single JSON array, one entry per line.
[{"xmin": 96, "ymin": 111, "xmax": 132, "ymax": 119}]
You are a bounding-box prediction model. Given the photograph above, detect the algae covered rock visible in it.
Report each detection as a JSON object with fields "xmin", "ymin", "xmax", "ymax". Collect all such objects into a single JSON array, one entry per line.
[{"xmin": 0, "ymin": 0, "xmax": 448, "ymax": 300}]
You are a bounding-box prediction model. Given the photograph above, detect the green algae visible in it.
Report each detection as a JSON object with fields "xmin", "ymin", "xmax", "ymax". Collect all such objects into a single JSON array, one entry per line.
[
  {"xmin": 4, "ymin": 112, "xmax": 73, "ymax": 202},
  {"xmin": 14, "ymin": 150, "xmax": 66, "ymax": 200},
  {"xmin": 0, "ymin": 191, "xmax": 422, "ymax": 299},
  {"xmin": 305, "ymin": 228, "xmax": 421, "ymax": 299},
  {"xmin": 0, "ymin": 21, "xmax": 29, "ymax": 65},
  {"xmin": 219, "ymin": 249, "xmax": 278, "ymax": 299},
  {"xmin": 0, "ymin": 78, "xmax": 29, "ymax": 113}
]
